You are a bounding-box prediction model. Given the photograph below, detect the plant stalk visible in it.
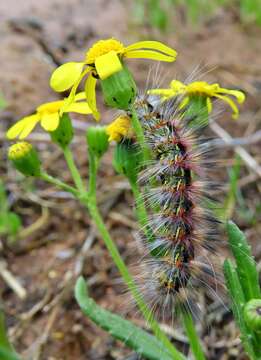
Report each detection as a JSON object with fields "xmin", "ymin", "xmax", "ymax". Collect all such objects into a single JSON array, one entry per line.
[
  {"xmin": 182, "ymin": 311, "xmax": 206, "ymax": 360},
  {"xmin": 63, "ymin": 146, "xmax": 85, "ymax": 193}
]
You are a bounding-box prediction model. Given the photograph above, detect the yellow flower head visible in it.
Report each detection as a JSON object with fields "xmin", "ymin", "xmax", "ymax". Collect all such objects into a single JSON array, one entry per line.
[
  {"xmin": 148, "ymin": 80, "xmax": 245, "ymax": 119},
  {"xmin": 106, "ymin": 115, "xmax": 132, "ymax": 142},
  {"xmin": 50, "ymin": 38, "xmax": 177, "ymax": 120},
  {"xmin": 6, "ymin": 92, "xmax": 92, "ymax": 140}
]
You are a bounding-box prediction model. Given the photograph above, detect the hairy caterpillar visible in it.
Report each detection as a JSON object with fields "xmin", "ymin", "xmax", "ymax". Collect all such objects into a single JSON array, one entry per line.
[{"xmin": 130, "ymin": 92, "xmax": 223, "ymax": 316}]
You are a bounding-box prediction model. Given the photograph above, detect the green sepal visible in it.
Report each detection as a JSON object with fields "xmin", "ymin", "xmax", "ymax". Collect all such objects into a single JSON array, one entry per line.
[
  {"xmin": 100, "ymin": 65, "xmax": 137, "ymax": 111},
  {"xmin": 113, "ymin": 139, "xmax": 141, "ymax": 183},
  {"xmin": 50, "ymin": 113, "xmax": 74, "ymax": 149},
  {"xmin": 185, "ymin": 95, "xmax": 209, "ymax": 128},
  {"xmin": 8, "ymin": 142, "xmax": 41, "ymax": 177},
  {"xmin": 86, "ymin": 126, "xmax": 109, "ymax": 159}
]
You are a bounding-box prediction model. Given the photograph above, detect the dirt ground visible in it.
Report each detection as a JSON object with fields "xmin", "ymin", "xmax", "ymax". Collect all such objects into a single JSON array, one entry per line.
[{"xmin": 0, "ymin": 1, "xmax": 261, "ymax": 359}]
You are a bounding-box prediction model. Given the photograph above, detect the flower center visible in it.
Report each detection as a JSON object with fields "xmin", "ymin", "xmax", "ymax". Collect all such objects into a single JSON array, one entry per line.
[
  {"xmin": 8, "ymin": 142, "xmax": 33, "ymax": 160},
  {"xmin": 85, "ymin": 38, "xmax": 124, "ymax": 64}
]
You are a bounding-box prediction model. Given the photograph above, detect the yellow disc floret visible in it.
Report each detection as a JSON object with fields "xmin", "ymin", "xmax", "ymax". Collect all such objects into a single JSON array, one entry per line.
[
  {"xmin": 106, "ymin": 115, "xmax": 132, "ymax": 142},
  {"xmin": 85, "ymin": 38, "xmax": 124, "ymax": 64},
  {"xmin": 8, "ymin": 142, "xmax": 33, "ymax": 160}
]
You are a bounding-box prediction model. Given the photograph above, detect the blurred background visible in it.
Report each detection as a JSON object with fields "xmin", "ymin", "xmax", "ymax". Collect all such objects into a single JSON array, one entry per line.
[{"xmin": 0, "ymin": 0, "xmax": 260, "ymax": 359}]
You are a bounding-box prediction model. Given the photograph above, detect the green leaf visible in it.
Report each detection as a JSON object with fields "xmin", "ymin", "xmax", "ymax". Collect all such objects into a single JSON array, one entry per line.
[
  {"xmin": 0, "ymin": 311, "xmax": 20, "ymax": 360},
  {"xmin": 0, "ymin": 348, "xmax": 20, "ymax": 360},
  {"xmin": 0, "ymin": 212, "xmax": 21, "ymax": 237},
  {"xmin": 181, "ymin": 311, "xmax": 206, "ymax": 360},
  {"xmin": 75, "ymin": 277, "xmax": 173, "ymax": 360},
  {"xmin": 226, "ymin": 221, "xmax": 261, "ymax": 301},
  {"xmin": 223, "ymin": 259, "xmax": 256, "ymax": 359}
]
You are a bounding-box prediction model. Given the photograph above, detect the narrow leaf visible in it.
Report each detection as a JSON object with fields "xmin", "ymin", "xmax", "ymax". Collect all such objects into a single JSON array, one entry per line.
[
  {"xmin": 75, "ymin": 277, "xmax": 173, "ymax": 360},
  {"xmin": 226, "ymin": 221, "xmax": 261, "ymax": 301},
  {"xmin": 223, "ymin": 259, "xmax": 256, "ymax": 359},
  {"xmin": 0, "ymin": 311, "xmax": 20, "ymax": 360}
]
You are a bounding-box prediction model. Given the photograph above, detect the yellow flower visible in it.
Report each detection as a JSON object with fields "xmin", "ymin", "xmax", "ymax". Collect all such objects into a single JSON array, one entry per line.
[
  {"xmin": 50, "ymin": 38, "xmax": 177, "ymax": 120},
  {"xmin": 6, "ymin": 92, "xmax": 92, "ymax": 139},
  {"xmin": 106, "ymin": 115, "xmax": 132, "ymax": 142},
  {"xmin": 148, "ymin": 80, "xmax": 245, "ymax": 119}
]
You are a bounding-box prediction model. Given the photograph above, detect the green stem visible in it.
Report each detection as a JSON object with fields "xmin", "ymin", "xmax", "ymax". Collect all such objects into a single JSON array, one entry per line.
[
  {"xmin": 130, "ymin": 107, "xmax": 151, "ymax": 163},
  {"xmin": 63, "ymin": 146, "xmax": 85, "ymax": 193},
  {"xmin": 129, "ymin": 179, "xmax": 154, "ymax": 243},
  {"xmin": 88, "ymin": 152, "xmax": 99, "ymax": 199},
  {"xmin": 84, "ymin": 152, "xmax": 184, "ymax": 360},
  {"xmin": 40, "ymin": 172, "xmax": 79, "ymax": 197},
  {"xmin": 182, "ymin": 311, "xmax": 206, "ymax": 360}
]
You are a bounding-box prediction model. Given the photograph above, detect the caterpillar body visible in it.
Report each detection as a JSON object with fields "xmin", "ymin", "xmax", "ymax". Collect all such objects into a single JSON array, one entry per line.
[{"xmin": 132, "ymin": 93, "xmax": 222, "ymax": 313}]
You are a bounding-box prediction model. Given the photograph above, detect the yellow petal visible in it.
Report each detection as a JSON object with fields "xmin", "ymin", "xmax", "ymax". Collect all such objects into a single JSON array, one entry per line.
[
  {"xmin": 148, "ymin": 89, "xmax": 175, "ymax": 98},
  {"xmin": 218, "ymin": 88, "xmax": 246, "ymax": 104},
  {"xmin": 60, "ymin": 68, "xmax": 90, "ymax": 115},
  {"xmin": 125, "ymin": 49, "xmax": 175, "ymax": 62},
  {"xmin": 125, "ymin": 41, "xmax": 177, "ymax": 59},
  {"xmin": 37, "ymin": 100, "xmax": 64, "ymax": 114},
  {"xmin": 95, "ymin": 51, "xmax": 123, "ymax": 80},
  {"xmin": 170, "ymin": 80, "xmax": 186, "ymax": 93},
  {"xmin": 106, "ymin": 115, "xmax": 131, "ymax": 142},
  {"xmin": 41, "ymin": 112, "xmax": 60, "ymax": 131},
  {"xmin": 65, "ymin": 102, "xmax": 92, "ymax": 114},
  {"xmin": 215, "ymin": 94, "xmax": 239, "ymax": 119},
  {"xmin": 74, "ymin": 92, "xmax": 86, "ymax": 101},
  {"xmin": 206, "ymin": 97, "xmax": 213, "ymax": 113},
  {"xmin": 6, "ymin": 114, "xmax": 40, "ymax": 139},
  {"xmin": 85, "ymin": 75, "xmax": 100, "ymax": 121},
  {"xmin": 50, "ymin": 62, "xmax": 85, "ymax": 92}
]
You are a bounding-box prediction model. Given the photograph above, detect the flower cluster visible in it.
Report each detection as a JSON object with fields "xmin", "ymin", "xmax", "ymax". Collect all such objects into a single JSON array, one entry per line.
[
  {"xmin": 6, "ymin": 37, "xmax": 245, "ymax": 148},
  {"xmin": 7, "ymin": 38, "xmax": 177, "ymax": 142}
]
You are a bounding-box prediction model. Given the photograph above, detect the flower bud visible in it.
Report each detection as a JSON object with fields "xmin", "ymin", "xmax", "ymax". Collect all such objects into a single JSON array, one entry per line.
[
  {"xmin": 113, "ymin": 139, "xmax": 141, "ymax": 183},
  {"xmin": 8, "ymin": 142, "xmax": 41, "ymax": 177},
  {"xmin": 244, "ymin": 299, "xmax": 261, "ymax": 332},
  {"xmin": 50, "ymin": 113, "xmax": 74, "ymax": 148},
  {"xmin": 100, "ymin": 65, "xmax": 137, "ymax": 111},
  {"xmin": 86, "ymin": 126, "xmax": 109, "ymax": 158}
]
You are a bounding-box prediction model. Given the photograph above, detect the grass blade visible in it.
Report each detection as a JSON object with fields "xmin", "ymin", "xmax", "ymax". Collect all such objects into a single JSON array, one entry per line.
[{"xmin": 182, "ymin": 311, "xmax": 206, "ymax": 360}]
